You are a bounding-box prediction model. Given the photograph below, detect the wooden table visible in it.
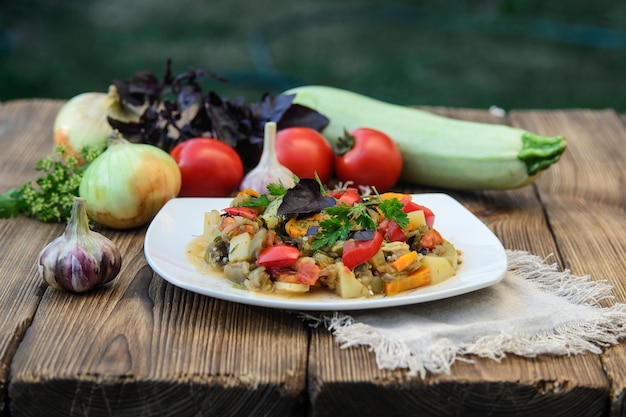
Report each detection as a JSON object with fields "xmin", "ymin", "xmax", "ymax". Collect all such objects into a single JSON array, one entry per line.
[{"xmin": 0, "ymin": 99, "xmax": 624, "ymax": 417}]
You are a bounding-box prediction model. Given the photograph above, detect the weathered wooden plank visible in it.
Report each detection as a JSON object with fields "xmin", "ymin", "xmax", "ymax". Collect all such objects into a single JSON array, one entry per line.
[
  {"xmin": 310, "ymin": 324, "xmax": 607, "ymax": 417},
  {"xmin": 2, "ymin": 100, "xmax": 309, "ymax": 416},
  {"xmin": 0, "ymin": 99, "xmax": 60, "ymax": 189},
  {"xmin": 10, "ymin": 262, "xmax": 309, "ymax": 416},
  {"xmin": 511, "ymin": 109, "xmax": 626, "ymax": 417},
  {"xmin": 0, "ymin": 99, "xmax": 63, "ymax": 417},
  {"xmin": 307, "ymin": 108, "xmax": 612, "ymax": 417},
  {"xmin": 2, "ymin": 99, "xmax": 623, "ymax": 417}
]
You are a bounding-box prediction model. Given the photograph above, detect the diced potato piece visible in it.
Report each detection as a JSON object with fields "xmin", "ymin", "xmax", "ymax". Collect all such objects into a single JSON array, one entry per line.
[
  {"xmin": 203, "ymin": 210, "xmax": 222, "ymax": 239},
  {"xmin": 420, "ymin": 254, "xmax": 456, "ymax": 285},
  {"xmin": 406, "ymin": 210, "xmax": 427, "ymax": 231},
  {"xmin": 336, "ymin": 263, "xmax": 369, "ymax": 298},
  {"xmin": 274, "ymin": 281, "xmax": 310, "ymax": 293},
  {"xmin": 441, "ymin": 240, "xmax": 458, "ymax": 269},
  {"xmin": 228, "ymin": 232, "xmax": 252, "ymax": 262}
]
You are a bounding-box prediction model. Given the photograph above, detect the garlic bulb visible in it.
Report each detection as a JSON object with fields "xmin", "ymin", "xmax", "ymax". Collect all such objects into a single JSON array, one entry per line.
[
  {"xmin": 38, "ymin": 197, "xmax": 122, "ymax": 292},
  {"xmin": 240, "ymin": 122, "xmax": 295, "ymax": 193}
]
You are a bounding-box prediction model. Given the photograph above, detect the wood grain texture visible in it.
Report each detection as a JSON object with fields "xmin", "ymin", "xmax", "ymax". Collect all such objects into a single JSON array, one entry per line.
[
  {"xmin": 510, "ymin": 109, "xmax": 626, "ymax": 417},
  {"xmin": 307, "ymin": 107, "xmax": 618, "ymax": 417},
  {"xmin": 1, "ymin": 100, "xmax": 624, "ymax": 417},
  {"xmin": 0, "ymin": 100, "xmax": 64, "ymax": 417},
  {"xmin": 0, "ymin": 100, "xmax": 308, "ymax": 417},
  {"xmin": 8, "ymin": 218, "xmax": 309, "ymax": 417},
  {"xmin": 0, "ymin": 100, "xmax": 60, "ymax": 189}
]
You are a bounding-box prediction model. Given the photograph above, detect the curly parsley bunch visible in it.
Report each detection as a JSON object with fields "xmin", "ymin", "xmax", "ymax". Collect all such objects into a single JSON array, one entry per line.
[{"xmin": 0, "ymin": 146, "xmax": 102, "ymax": 222}]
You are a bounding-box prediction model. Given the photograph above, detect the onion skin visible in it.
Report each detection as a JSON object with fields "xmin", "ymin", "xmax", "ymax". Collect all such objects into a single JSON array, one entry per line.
[
  {"xmin": 79, "ymin": 134, "xmax": 182, "ymax": 229},
  {"xmin": 38, "ymin": 197, "xmax": 122, "ymax": 292},
  {"xmin": 53, "ymin": 86, "xmax": 137, "ymax": 164},
  {"xmin": 54, "ymin": 92, "xmax": 111, "ymax": 161}
]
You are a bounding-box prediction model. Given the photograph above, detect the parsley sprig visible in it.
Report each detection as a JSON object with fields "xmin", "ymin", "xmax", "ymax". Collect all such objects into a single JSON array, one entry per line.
[
  {"xmin": 312, "ymin": 194, "xmax": 409, "ymax": 250},
  {"xmin": 0, "ymin": 146, "xmax": 103, "ymax": 222},
  {"xmin": 266, "ymin": 181, "xmax": 291, "ymax": 197},
  {"xmin": 378, "ymin": 197, "xmax": 409, "ymax": 228},
  {"xmin": 241, "ymin": 178, "xmax": 292, "ymax": 208}
]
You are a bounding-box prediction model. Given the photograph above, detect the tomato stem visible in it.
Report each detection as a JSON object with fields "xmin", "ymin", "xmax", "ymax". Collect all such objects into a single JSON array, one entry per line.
[{"xmin": 333, "ymin": 128, "xmax": 356, "ymax": 156}]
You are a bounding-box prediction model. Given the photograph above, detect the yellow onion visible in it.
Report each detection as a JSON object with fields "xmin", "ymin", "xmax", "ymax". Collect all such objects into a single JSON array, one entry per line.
[
  {"xmin": 79, "ymin": 132, "xmax": 181, "ymax": 229},
  {"xmin": 54, "ymin": 85, "xmax": 138, "ymax": 164}
]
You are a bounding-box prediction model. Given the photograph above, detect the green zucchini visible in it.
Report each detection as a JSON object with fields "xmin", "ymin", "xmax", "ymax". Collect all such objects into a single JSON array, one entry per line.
[{"xmin": 284, "ymin": 85, "xmax": 566, "ymax": 190}]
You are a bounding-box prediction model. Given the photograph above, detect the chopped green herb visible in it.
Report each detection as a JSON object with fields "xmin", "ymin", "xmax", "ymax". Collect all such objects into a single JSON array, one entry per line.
[
  {"xmin": 242, "ymin": 194, "xmax": 271, "ymax": 208},
  {"xmin": 313, "ymin": 209, "xmax": 351, "ymax": 250},
  {"xmin": 241, "ymin": 177, "xmax": 300, "ymax": 208},
  {"xmin": 378, "ymin": 197, "xmax": 409, "ymax": 228},
  {"xmin": 266, "ymin": 181, "xmax": 289, "ymax": 197},
  {"xmin": 313, "ymin": 203, "xmax": 373, "ymax": 250},
  {"xmin": 0, "ymin": 146, "xmax": 103, "ymax": 222},
  {"xmin": 312, "ymin": 195, "xmax": 409, "ymax": 250}
]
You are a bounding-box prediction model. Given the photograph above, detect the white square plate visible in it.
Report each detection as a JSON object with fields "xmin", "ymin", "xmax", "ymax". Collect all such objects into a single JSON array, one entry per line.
[{"xmin": 144, "ymin": 194, "xmax": 507, "ymax": 311}]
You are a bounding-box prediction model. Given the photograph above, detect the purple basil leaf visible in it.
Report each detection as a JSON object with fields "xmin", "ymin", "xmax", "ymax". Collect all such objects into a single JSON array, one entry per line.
[
  {"xmin": 176, "ymin": 84, "xmax": 202, "ymax": 110},
  {"xmin": 189, "ymin": 103, "xmax": 213, "ymax": 134},
  {"xmin": 128, "ymin": 71, "xmax": 161, "ymax": 99},
  {"xmin": 277, "ymin": 103, "xmax": 330, "ymax": 132},
  {"xmin": 107, "ymin": 117, "xmax": 143, "ymax": 136},
  {"xmin": 277, "ymin": 178, "xmax": 335, "ymax": 216},
  {"xmin": 205, "ymin": 93, "xmax": 240, "ymax": 147},
  {"xmin": 250, "ymin": 93, "xmax": 294, "ymax": 122},
  {"xmin": 162, "ymin": 59, "xmax": 174, "ymax": 85},
  {"xmin": 306, "ymin": 226, "xmax": 320, "ymax": 236},
  {"xmin": 353, "ymin": 230, "xmax": 375, "ymax": 241},
  {"xmin": 112, "ymin": 79, "xmax": 144, "ymax": 107},
  {"xmin": 107, "ymin": 60, "xmax": 329, "ymax": 169}
]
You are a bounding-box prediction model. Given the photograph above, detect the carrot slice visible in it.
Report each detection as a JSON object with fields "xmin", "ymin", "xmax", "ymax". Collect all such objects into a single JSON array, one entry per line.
[
  {"xmin": 390, "ymin": 251, "xmax": 419, "ymax": 272},
  {"xmin": 384, "ymin": 266, "xmax": 431, "ymax": 295},
  {"xmin": 237, "ymin": 188, "xmax": 260, "ymax": 198},
  {"xmin": 379, "ymin": 192, "xmax": 410, "ymax": 202}
]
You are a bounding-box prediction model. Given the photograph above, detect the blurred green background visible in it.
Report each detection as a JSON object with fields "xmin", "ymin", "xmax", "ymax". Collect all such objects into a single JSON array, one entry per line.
[{"xmin": 1, "ymin": 0, "xmax": 625, "ymax": 110}]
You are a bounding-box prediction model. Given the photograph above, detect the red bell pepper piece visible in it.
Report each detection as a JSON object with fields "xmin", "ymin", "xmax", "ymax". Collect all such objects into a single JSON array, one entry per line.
[
  {"xmin": 223, "ymin": 206, "xmax": 259, "ymax": 220},
  {"xmin": 377, "ymin": 218, "xmax": 407, "ymax": 242},
  {"xmin": 256, "ymin": 244, "xmax": 300, "ymax": 269},
  {"xmin": 342, "ymin": 231, "xmax": 384, "ymax": 270},
  {"xmin": 331, "ymin": 188, "xmax": 361, "ymax": 206}
]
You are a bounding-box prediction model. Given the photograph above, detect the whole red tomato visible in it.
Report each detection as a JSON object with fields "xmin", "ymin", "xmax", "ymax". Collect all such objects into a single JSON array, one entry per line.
[
  {"xmin": 170, "ymin": 138, "xmax": 243, "ymax": 197},
  {"xmin": 276, "ymin": 127, "xmax": 334, "ymax": 183},
  {"xmin": 334, "ymin": 128, "xmax": 402, "ymax": 192}
]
